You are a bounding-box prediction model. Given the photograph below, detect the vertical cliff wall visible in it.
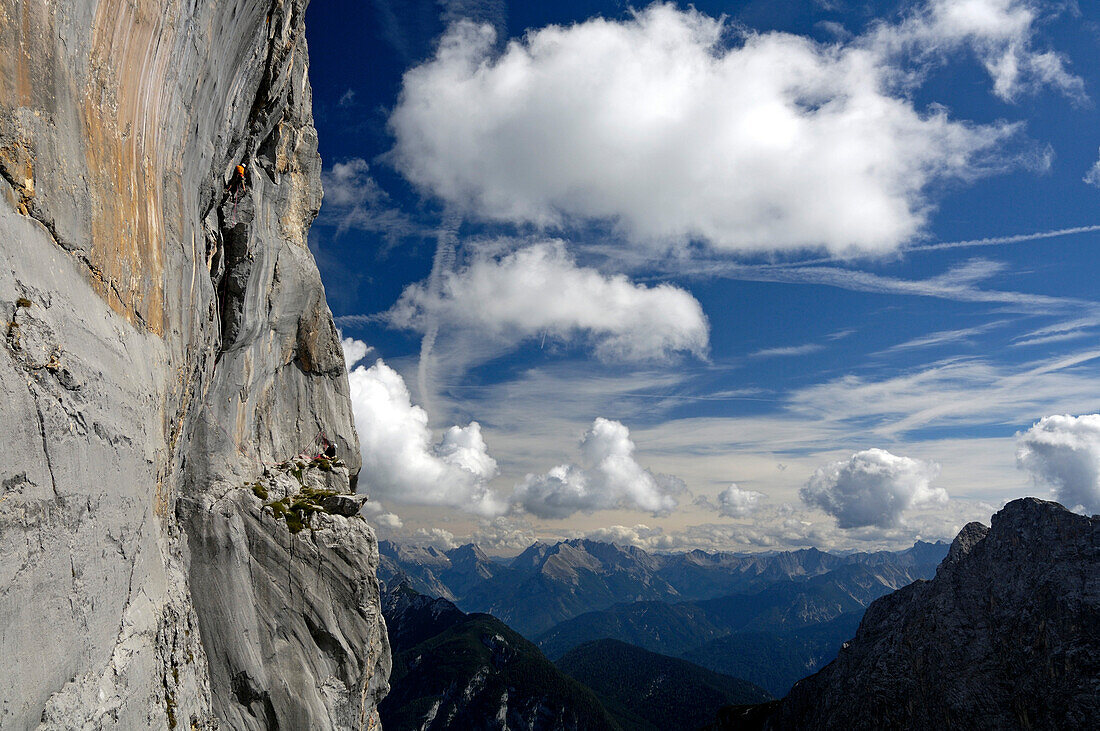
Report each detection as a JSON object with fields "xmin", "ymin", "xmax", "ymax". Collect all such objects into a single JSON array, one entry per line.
[{"xmin": 0, "ymin": 1, "xmax": 389, "ymax": 728}]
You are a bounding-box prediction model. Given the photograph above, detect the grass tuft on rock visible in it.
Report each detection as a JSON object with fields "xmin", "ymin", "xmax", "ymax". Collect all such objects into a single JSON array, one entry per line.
[
  {"xmin": 262, "ymin": 485, "xmax": 342, "ymax": 534},
  {"xmin": 250, "ymin": 482, "xmax": 269, "ymax": 500}
]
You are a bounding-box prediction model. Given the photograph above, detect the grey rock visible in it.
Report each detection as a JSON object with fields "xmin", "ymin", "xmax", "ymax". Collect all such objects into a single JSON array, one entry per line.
[
  {"xmin": 941, "ymin": 520, "xmax": 989, "ymax": 570},
  {"xmin": 317, "ymin": 492, "xmax": 371, "ymax": 517},
  {"xmin": 0, "ymin": 1, "xmax": 389, "ymax": 729},
  {"xmin": 745, "ymin": 498, "xmax": 1100, "ymax": 730},
  {"xmin": 181, "ymin": 490, "xmax": 389, "ymax": 731}
]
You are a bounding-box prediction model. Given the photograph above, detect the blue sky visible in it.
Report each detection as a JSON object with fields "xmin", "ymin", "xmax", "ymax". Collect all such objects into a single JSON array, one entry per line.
[{"xmin": 305, "ymin": 0, "xmax": 1100, "ymax": 553}]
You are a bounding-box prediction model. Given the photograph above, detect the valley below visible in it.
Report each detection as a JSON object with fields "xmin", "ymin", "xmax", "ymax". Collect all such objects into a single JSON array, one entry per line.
[
  {"xmin": 374, "ymin": 532, "xmax": 948, "ymax": 727},
  {"xmin": 377, "ymin": 499, "xmax": 1098, "ymax": 730}
]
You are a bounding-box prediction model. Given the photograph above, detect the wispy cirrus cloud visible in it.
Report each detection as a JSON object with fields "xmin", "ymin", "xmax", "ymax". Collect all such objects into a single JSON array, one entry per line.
[
  {"xmin": 675, "ymin": 258, "xmax": 1094, "ymax": 315},
  {"xmin": 749, "ymin": 343, "xmax": 826, "ymax": 359},
  {"xmin": 1010, "ymin": 318, "xmax": 1099, "ymax": 348},
  {"xmin": 318, "ymin": 158, "xmax": 422, "ymax": 242},
  {"xmin": 879, "ymin": 322, "xmax": 1008, "ymax": 353},
  {"xmin": 790, "ymin": 349, "xmax": 1100, "ymax": 437}
]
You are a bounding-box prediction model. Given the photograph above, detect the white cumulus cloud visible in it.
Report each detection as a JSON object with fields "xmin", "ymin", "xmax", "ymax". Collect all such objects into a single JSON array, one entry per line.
[
  {"xmin": 412, "ymin": 527, "xmax": 459, "ymax": 551},
  {"xmin": 1017, "ymin": 414, "xmax": 1100, "ymax": 513},
  {"xmin": 470, "ymin": 516, "xmax": 538, "ymax": 552},
  {"xmin": 513, "ymin": 417, "xmax": 684, "ymax": 518},
  {"xmin": 340, "ymin": 336, "xmax": 373, "ymax": 370},
  {"xmin": 347, "ymin": 348, "xmax": 506, "ymax": 516},
  {"xmin": 374, "ymin": 513, "xmax": 404, "ymax": 530},
  {"xmin": 360, "ymin": 500, "xmax": 405, "ymax": 532},
  {"xmin": 581, "ymin": 524, "xmax": 673, "ymax": 550},
  {"xmin": 718, "ymin": 484, "xmax": 765, "ymax": 518},
  {"xmin": 387, "ymin": 241, "xmax": 708, "ymax": 362},
  {"xmin": 388, "ymin": 2, "xmax": 1049, "ymax": 254},
  {"xmin": 801, "ymin": 448, "xmax": 946, "ymax": 528}
]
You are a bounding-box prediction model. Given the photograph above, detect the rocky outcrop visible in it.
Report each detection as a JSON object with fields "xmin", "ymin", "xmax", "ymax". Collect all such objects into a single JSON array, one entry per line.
[
  {"xmin": 0, "ymin": 1, "xmax": 388, "ymax": 729},
  {"xmin": 734, "ymin": 498, "xmax": 1100, "ymax": 730}
]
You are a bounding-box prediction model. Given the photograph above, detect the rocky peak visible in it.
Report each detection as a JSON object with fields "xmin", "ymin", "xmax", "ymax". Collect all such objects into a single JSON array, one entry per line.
[
  {"xmin": 381, "ymin": 539, "xmax": 453, "ymax": 569},
  {"xmin": 446, "ymin": 542, "xmax": 490, "ymax": 565},
  {"xmin": 510, "ymin": 540, "xmax": 553, "ymax": 570},
  {"xmin": 736, "ymin": 498, "xmax": 1099, "ymax": 730},
  {"xmin": 941, "ymin": 520, "xmax": 990, "ymax": 572}
]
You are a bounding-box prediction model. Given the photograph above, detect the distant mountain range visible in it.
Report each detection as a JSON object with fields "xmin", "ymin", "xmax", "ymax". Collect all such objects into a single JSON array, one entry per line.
[
  {"xmin": 380, "ymin": 501, "xmax": 1099, "ymax": 729},
  {"xmin": 536, "ymin": 556, "xmax": 941, "ymax": 695},
  {"xmin": 378, "ymin": 538, "xmax": 949, "ymax": 637},
  {"xmin": 379, "ymin": 537, "xmax": 948, "ymax": 695},
  {"xmin": 378, "ymin": 536, "xmax": 946, "ymax": 694}
]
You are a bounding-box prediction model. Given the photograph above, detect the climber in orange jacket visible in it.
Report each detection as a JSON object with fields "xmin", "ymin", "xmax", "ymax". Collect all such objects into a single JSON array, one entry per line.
[{"xmin": 229, "ymin": 163, "xmax": 248, "ymax": 197}]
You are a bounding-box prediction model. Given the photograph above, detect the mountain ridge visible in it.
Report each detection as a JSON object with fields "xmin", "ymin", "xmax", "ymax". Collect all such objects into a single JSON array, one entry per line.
[
  {"xmin": 378, "ymin": 536, "xmax": 948, "ymax": 637},
  {"xmin": 380, "ymin": 582, "xmax": 621, "ymax": 731},
  {"xmin": 723, "ymin": 498, "xmax": 1100, "ymax": 729},
  {"xmin": 532, "ymin": 547, "xmax": 945, "ymax": 694}
]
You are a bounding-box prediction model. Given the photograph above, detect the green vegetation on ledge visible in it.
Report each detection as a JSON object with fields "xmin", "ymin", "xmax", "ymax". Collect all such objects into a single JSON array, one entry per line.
[
  {"xmin": 247, "ymin": 452, "xmax": 355, "ymax": 534},
  {"xmin": 264, "ymin": 485, "xmax": 340, "ymax": 534}
]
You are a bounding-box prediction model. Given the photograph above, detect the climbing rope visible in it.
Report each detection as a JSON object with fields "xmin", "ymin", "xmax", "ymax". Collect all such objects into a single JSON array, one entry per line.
[
  {"xmin": 230, "ymin": 185, "xmax": 242, "ymax": 226},
  {"xmin": 199, "ymin": 407, "xmax": 262, "ymax": 467}
]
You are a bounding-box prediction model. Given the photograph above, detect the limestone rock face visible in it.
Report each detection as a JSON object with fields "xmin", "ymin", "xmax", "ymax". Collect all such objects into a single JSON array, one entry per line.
[
  {"xmin": 748, "ymin": 498, "xmax": 1100, "ymax": 730},
  {"xmin": 0, "ymin": 1, "xmax": 389, "ymax": 729}
]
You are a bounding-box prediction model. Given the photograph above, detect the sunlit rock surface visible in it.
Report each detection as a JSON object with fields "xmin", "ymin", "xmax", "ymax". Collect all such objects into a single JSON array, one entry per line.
[{"xmin": 0, "ymin": 1, "xmax": 389, "ymax": 728}]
